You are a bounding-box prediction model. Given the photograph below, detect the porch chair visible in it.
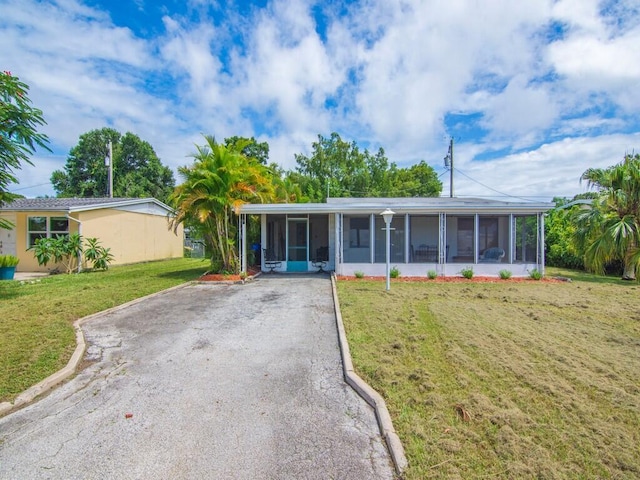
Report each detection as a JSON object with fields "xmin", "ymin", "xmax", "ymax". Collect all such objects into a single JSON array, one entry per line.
[
  {"xmin": 263, "ymin": 248, "xmax": 282, "ymax": 273},
  {"xmin": 312, "ymin": 246, "xmax": 329, "ymax": 273}
]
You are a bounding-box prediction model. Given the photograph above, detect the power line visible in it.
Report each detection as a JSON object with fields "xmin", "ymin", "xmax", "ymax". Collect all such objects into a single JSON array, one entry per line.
[{"xmin": 454, "ymin": 168, "xmax": 540, "ymax": 202}]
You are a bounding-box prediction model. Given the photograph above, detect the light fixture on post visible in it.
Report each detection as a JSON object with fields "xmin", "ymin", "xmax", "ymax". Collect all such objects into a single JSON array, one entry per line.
[{"xmin": 381, "ymin": 208, "xmax": 395, "ymax": 291}]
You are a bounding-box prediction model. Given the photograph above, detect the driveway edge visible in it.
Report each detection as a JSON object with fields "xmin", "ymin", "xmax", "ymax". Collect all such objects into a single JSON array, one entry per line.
[
  {"xmin": 330, "ymin": 274, "xmax": 408, "ymax": 475},
  {"xmin": 0, "ymin": 282, "xmax": 194, "ymax": 418}
]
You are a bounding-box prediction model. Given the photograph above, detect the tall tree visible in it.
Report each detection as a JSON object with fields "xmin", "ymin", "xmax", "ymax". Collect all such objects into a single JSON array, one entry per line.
[
  {"xmin": 51, "ymin": 128, "xmax": 175, "ymax": 201},
  {"xmin": 169, "ymin": 136, "xmax": 277, "ymax": 273},
  {"xmin": 1, "ymin": 71, "xmax": 50, "ymax": 228},
  {"xmin": 575, "ymin": 153, "xmax": 640, "ymax": 280},
  {"xmin": 224, "ymin": 136, "xmax": 269, "ymax": 165},
  {"xmin": 294, "ymin": 132, "xmax": 442, "ymax": 201}
]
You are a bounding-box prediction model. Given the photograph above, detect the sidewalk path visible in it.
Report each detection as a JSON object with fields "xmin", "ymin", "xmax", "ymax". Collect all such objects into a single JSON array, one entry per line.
[{"xmin": 0, "ymin": 276, "xmax": 393, "ymax": 479}]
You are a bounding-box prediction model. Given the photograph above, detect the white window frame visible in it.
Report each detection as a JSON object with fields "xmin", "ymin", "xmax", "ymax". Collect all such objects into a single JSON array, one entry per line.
[{"xmin": 27, "ymin": 216, "xmax": 69, "ymax": 248}]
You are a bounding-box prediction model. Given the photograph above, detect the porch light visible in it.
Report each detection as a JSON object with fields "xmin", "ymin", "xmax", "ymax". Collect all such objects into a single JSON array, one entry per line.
[{"xmin": 380, "ymin": 209, "xmax": 395, "ymax": 291}]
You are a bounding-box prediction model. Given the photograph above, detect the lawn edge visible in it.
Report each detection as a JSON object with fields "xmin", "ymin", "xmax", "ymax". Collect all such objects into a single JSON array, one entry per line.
[
  {"xmin": 330, "ymin": 273, "xmax": 408, "ymax": 475},
  {"xmin": 0, "ymin": 281, "xmax": 194, "ymax": 418}
]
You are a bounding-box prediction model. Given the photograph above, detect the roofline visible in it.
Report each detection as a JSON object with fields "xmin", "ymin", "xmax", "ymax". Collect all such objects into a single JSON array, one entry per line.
[
  {"xmin": 1, "ymin": 198, "xmax": 174, "ymax": 213},
  {"xmin": 68, "ymin": 198, "xmax": 174, "ymax": 213},
  {"xmin": 239, "ymin": 201, "xmax": 554, "ymax": 215}
]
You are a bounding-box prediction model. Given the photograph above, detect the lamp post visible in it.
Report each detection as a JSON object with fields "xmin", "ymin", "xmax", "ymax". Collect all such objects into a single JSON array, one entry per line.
[{"xmin": 381, "ymin": 208, "xmax": 395, "ymax": 291}]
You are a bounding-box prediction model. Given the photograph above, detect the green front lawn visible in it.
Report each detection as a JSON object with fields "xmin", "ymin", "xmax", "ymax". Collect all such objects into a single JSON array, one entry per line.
[
  {"xmin": 0, "ymin": 258, "xmax": 207, "ymax": 403},
  {"xmin": 337, "ymin": 269, "xmax": 640, "ymax": 479}
]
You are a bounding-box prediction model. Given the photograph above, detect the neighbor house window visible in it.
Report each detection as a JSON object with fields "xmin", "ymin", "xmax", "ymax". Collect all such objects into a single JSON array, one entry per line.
[{"xmin": 27, "ymin": 216, "xmax": 69, "ymax": 248}]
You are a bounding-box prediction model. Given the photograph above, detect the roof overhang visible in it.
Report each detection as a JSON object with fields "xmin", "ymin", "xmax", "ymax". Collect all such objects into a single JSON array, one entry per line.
[{"xmin": 239, "ymin": 197, "xmax": 554, "ymax": 215}]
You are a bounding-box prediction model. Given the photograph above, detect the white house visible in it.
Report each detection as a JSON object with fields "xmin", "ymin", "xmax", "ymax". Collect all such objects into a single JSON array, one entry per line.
[{"xmin": 238, "ymin": 197, "xmax": 554, "ymax": 277}]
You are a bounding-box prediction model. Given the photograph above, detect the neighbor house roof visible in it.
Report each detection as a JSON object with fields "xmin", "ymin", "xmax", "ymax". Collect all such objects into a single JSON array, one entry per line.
[
  {"xmin": 239, "ymin": 197, "xmax": 554, "ymax": 215},
  {"xmin": 2, "ymin": 197, "xmax": 174, "ymax": 214}
]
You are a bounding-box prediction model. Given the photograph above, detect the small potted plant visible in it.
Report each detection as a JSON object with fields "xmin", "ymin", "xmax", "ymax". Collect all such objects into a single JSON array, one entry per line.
[{"xmin": 0, "ymin": 254, "xmax": 20, "ymax": 280}]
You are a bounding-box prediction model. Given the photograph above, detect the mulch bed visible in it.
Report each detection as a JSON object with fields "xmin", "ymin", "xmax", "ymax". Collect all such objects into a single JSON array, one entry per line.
[
  {"xmin": 198, "ymin": 267, "xmax": 261, "ymax": 282},
  {"xmin": 337, "ymin": 275, "xmax": 563, "ymax": 283}
]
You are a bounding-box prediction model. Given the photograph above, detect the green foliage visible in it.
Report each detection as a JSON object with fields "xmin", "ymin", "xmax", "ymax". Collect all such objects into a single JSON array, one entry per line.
[
  {"xmin": 0, "ymin": 71, "xmax": 51, "ymax": 227},
  {"xmin": 529, "ymin": 268, "xmax": 542, "ymax": 280},
  {"xmin": 354, "ymin": 270, "xmax": 365, "ymax": 279},
  {"xmin": 545, "ymin": 197, "xmax": 585, "ymax": 269},
  {"xmin": 29, "ymin": 234, "xmax": 112, "ymax": 273},
  {"xmin": 427, "ymin": 269, "xmax": 437, "ymax": 279},
  {"xmin": 294, "ymin": 132, "xmax": 442, "ymax": 201},
  {"xmin": 576, "ymin": 153, "xmax": 640, "ymax": 280},
  {"xmin": 461, "ymin": 267, "xmax": 474, "ymax": 279},
  {"xmin": 223, "ymin": 136, "xmax": 269, "ymax": 165},
  {"xmin": 169, "ymin": 135, "xmax": 281, "ymax": 273},
  {"xmin": 0, "ymin": 254, "xmax": 20, "ymax": 267},
  {"xmin": 390, "ymin": 266, "xmax": 400, "ymax": 278},
  {"xmin": 499, "ymin": 269, "xmax": 512, "ymax": 280},
  {"xmin": 50, "ymin": 128, "xmax": 175, "ymax": 201},
  {"xmin": 83, "ymin": 237, "xmax": 114, "ymax": 270}
]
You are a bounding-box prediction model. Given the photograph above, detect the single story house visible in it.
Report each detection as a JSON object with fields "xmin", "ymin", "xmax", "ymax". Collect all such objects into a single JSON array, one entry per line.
[
  {"xmin": 0, "ymin": 197, "xmax": 183, "ymax": 272},
  {"xmin": 238, "ymin": 197, "xmax": 554, "ymax": 277}
]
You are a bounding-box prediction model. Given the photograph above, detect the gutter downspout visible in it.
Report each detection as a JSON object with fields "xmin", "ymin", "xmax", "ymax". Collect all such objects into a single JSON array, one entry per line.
[{"xmin": 66, "ymin": 215, "xmax": 83, "ymax": 273}]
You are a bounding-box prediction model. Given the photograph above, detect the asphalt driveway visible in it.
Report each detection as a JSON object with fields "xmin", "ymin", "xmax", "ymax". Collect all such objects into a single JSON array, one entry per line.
[{"xmin": 0, "ymin": 275, "xmax": 393, "ymax": 479}]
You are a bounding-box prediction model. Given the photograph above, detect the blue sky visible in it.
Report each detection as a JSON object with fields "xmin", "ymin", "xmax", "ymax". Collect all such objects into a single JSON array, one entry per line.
[{"xmin": 2, "ymin": 0, "xmax": 639, "ymax": 200}]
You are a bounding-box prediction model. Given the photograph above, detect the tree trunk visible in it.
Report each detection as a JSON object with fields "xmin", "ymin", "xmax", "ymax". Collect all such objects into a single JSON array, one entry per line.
[{"xmin": 622, "ymin": 243, "xmax": 637, "ymax": 281}]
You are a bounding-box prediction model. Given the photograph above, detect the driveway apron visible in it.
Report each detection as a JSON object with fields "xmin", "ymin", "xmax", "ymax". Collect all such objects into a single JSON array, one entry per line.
[{"xmin": 0, "ymin": 276, "xmax": 394, "ymax": 479}]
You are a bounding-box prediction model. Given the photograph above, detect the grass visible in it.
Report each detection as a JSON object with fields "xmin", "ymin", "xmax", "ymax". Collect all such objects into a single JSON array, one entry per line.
[
  {"xmin": 0, "ymin": 258, "xmax": 207, "ymax": 403},
  {"xmin": 337, "ymin": 268, "xmax": 640, "ymax": 479}
]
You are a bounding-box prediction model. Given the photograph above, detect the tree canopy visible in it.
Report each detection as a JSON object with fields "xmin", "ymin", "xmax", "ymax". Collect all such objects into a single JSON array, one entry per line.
[
  {"xmin": 1, "ymin": 71, "xmax": 50, "ymax": 227},
  {"xmin": 51, "ymin": 128, "xmax": 175, "ymax": 202},
  {"xmin": 575, "ymin": 153, "xmax": 640, "ymax": 280},
  {"xmin": 223, "ymin": 136, "xmax": 269, "ymax": 165},
  {"xmin": 169, "ymin": 136, "xmax": 279, "ymax": 273},
  {"xmin": 293, "ymin": 132, "xmax": 442, "ymax": 201}
]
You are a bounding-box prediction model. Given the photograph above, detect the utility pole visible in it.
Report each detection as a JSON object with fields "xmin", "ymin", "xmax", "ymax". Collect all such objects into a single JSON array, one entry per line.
[
  {"xmin": 444, "ymin": 137, "xmax": 454, "ymax": 197},
  {"xmin": 105, "ymin": 140, "xmax": 113, "ymax": 198}
]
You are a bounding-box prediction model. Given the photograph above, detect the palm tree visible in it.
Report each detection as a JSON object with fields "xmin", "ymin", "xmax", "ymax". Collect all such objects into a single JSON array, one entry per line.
[
  {"xmin": 169, "ymin": 136, "xmax": 276, "ymax": 273},
  {"xmin": 575, "ymin": 153, "xmax": 640, "ymax": 280}
]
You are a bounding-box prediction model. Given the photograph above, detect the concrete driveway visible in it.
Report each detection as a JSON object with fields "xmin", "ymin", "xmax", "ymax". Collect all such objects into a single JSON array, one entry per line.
[{"xmin": 0, "ymin": 276, "xmax": 393, "ymax": 479}]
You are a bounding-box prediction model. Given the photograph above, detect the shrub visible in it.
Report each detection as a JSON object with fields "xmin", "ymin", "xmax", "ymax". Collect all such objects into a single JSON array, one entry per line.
[
  {"xmin": 427, "ymin": 269, "xmax": 437, "ymax": 279},
  {"xmin": 499, "ymin": 269, "xmax": 512, "ymax": 280},
  {"xmin": 529, "ymin": 268, "xmax": 543, "ymax": 280},
  {"xmin": 460, "ymin": 267, "xmax": 474, "ymax": 279},
  {"xmin": 390, "ymin": 266, "xmax": 400, "ymax": 278},
  {"xmin": 30, "ymin": 234, "xmax": 113, "ymax": 273},
  {"xmin": 0, "ymin": 254, "xmax": 20, "ymax": 268},
  {"xmin": 354, "ymin": 271, "xmax": 365, "ymax": 279}
]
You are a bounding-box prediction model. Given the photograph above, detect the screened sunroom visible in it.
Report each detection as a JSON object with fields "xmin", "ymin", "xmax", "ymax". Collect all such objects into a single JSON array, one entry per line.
[{"xmin": 238, "ymin": 197, "xmax": 553, "ymax": 277}]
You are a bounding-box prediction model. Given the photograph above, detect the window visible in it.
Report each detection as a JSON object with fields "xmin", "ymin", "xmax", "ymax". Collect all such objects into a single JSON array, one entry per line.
[
  {"xmin": 514, "ymin": 215, "xmax": 538, "ymax": 263},
  {"xmin": 446, "ymin": 215, "xmax": 474, "ymax": 263},
  {"xmin": 374, "ymin": 215, "xmax": 405, "ymax": 263},
  {"xmin": 343, "ymin": 215, "xmax": 371, "ymax": 263},
  {"xmin": 27, "ymin": 216, "xmax": 69, "ymax": 248}
]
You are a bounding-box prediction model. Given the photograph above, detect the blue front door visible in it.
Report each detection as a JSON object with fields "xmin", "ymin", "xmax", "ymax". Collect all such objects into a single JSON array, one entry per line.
[{"xmin": 287, "ymin": 218, "xmax": 308, "ymax": 272}]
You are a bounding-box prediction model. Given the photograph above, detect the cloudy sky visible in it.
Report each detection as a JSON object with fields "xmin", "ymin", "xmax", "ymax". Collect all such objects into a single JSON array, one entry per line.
[{"xmin": 2, "ymin": 0, "xmax": 639, "ymax": 201}]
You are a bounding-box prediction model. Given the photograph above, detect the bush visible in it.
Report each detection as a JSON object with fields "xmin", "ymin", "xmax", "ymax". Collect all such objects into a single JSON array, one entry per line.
[
  {"xmin": 499, "ymin": 269, "xmax": 512, "ymax": 280},
  {"xmin": 427, "ymin": 269, "xmax": 437, "ymax": 279},
  {"xmin": 390, "ymin": 266, "xmax": 400, "ymax": 278},
  {"xmin": 30, "ymin": 234, "xmax": 113, "ymax": 273},
  {"xmin": 460, "ymin": 267, "xmax": 474, "ymax": 279},
  {"xmin": 354, "ymin": 271, "xmax": 365, "ymax": 279},
  {"xmin": 529, "ymin": 268, "xmax": 543, "ymax": 280},
  {"xmin": 0, "ymin": 254, "xmax": 19, "ymax": 267}
]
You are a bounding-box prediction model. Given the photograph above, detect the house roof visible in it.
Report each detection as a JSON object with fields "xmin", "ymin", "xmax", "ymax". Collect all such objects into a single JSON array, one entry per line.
[
  {"xmin": 239, "ymin": 197, "xmax": 554, "ymax": 215},
  {"xmin": 1, "ymin": 197, "xmax": 174, "ymax": 213}
]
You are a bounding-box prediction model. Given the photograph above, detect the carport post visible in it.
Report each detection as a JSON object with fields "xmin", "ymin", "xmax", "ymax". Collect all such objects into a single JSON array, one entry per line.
[{"xmin": 240, "ymin": 214, "xmax": 247, "ymax": 274}]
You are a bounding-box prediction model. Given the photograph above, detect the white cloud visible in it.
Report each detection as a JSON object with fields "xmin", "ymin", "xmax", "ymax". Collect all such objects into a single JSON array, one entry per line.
[{"xmin": 3, "ymin": 0, "xmax": 639, "ymax": 202}]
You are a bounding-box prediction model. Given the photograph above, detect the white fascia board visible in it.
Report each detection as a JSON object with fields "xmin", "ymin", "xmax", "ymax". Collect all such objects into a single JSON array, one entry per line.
[
  {"xmin": 69, "ymin": 198, "xmax": 174, "ymax": 215},
  {"xmin": 240, "ymin": 201, "xmax": 554, "ymax": 215}
]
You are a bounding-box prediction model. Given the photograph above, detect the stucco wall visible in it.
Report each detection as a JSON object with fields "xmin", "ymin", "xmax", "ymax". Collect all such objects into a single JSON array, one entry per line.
[
  {"xmin": 6, "ymin": 209, "xmax": 183, "ymax": 272},
  {"xmin": 78, "ymin": 209, "xmax": 183, "ymax": 266}
]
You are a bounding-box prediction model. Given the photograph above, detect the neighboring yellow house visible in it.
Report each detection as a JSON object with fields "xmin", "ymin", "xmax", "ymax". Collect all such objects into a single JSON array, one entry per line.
[{"xmin": 0, "ymin": 197, "xmax": 184, "ymax": 272}]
